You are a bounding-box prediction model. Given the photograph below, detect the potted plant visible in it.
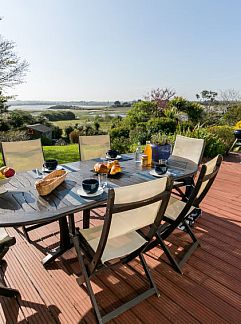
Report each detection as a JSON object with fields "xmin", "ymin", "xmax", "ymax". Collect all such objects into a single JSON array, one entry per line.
[
  {"xmin": 151, "ymin": 133, "xmax": 172, "ymax": 162},
  {"xmin": 234, "ymin": 121, "xmax": 241, "ymax": 140}
]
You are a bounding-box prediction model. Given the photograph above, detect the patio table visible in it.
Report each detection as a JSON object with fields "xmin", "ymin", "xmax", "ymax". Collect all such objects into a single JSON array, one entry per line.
[{"xmin": 0, "ymin": 154, "xmax": 197, "ymax": 266}]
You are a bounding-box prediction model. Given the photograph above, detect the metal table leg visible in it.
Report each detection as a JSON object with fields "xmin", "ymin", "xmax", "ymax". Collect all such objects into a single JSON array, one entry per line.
[
  {"xmin": 83, "ymin": 209, "xmax": 90, "ymax": 229},
  {"xmin": 42, "ymin": 216, "xmax": 73, "ymax": 267}
]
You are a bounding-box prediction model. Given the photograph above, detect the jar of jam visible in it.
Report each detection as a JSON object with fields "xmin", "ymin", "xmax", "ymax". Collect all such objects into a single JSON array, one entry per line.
[{"xmin": 141, "ymin": 154, "xmax": 148, "ymax": 167}]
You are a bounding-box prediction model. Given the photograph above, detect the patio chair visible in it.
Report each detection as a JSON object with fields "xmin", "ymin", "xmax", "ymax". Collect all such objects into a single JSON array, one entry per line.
[
  {"xmin": 1, "ymin": 139, "xmax": 51, "ymax": 242},
  {"xmin": 0, "ymin": 228, "xmax": 20, "ymax": 298},
  {"xmin": 73, "ymin": 177, "xmax": 172, "ymax": 323},
  {"xmin": 79, "ymin": 135, "xmax": 110, "ymax": 161},
  {"xmin": 79, "ymin": 135, "xmax": 111, "ymax": 225},
  {"xmin": 150, "ymin": 155, "xmax": 222, "ymax": 274},
  {"xmin": 1, "ymin": 138, "xmax": 44, "ymax": 172},
  {"xmin": 171, "ymin": 135, "xmax": 205, "ymax": 200}
]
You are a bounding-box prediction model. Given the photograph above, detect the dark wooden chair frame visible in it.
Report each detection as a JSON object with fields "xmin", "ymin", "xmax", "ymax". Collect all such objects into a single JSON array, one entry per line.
[
  {"xmin": 1, "ymin": 141, "xmax": 57, "ymax": 243},
  {"xmin": 0, "ymin": 235, "xmax": 20, "ymax": 298},
  {"xmin": 147, "ymin": 155, "xmax": 223, "ymax": 274},
  {"xmin": 73, "ymin": 178, "xmax": 172, "ymax": 324}
]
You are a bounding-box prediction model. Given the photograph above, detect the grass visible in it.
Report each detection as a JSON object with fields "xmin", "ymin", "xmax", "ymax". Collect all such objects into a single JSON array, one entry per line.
[
  {"xmin": 0, "ymin": 144, "xmax": 80, "ymax": 167},
  {"xmin": 43, "ymin": 144, "xmax": 79, "ymax": 164}
]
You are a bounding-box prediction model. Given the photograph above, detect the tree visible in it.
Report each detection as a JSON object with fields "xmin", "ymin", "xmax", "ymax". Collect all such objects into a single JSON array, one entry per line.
[
  {"xmin": 220, "ymin": 89, "xmax": 241, "ymax": 105},
  {"xmin": 94, "ymin": 121, "xmax": 100, "ymax": 131},
  {"xmin": 0, "ymin": 90, "xmax": 11, "ymax": 113},
  {"xmin": 113, "ymin": 101, "xmax": 121, "ymax": 107},
  {"xmin": 0, "ymin": 18, "xmax": 28, "ymax": 91},
  {"xmin": 145, "ymin": 88, "xmax": 176, "ymax": 112},
  {"xmin": 169, "ymin": 97, "xmax": 204, "ymax": 124},
  {"xmin": 196, "ymin": 90, "xmax": 218, "ymax": 105},
  {"xmin": 126, "ymin": 101, "xmax": 159, "ymax": 127}
]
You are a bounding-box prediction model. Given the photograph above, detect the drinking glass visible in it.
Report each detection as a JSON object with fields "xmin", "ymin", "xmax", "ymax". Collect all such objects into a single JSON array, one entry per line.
[
  {"xmin": 35, "ymin": 168, "xmax": 42, "ymax": 179},
  {"xmin": 155, "ymin": 159, "xmax": 168, "ymax": 175},
  {"xmin": 98, "ymin": 173, "xmax": 108, "ymax": 189}
]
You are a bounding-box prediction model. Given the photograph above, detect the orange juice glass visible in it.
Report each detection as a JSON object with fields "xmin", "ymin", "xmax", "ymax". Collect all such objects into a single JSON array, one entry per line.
[{"xmin": 144, "ymin": 141, "xmax": 152, "ymax": 166}]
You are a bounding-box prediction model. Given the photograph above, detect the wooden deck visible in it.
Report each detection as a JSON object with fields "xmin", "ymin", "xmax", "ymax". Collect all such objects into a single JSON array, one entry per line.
[{"xmin": 1, "ymin": 154, "xmax": 241, "ymax": 323}]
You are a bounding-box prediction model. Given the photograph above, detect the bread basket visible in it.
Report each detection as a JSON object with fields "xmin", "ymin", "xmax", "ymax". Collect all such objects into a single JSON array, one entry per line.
[{"xmin": 35, "ymin": 170, "xmax": 67, "ymax": 196}]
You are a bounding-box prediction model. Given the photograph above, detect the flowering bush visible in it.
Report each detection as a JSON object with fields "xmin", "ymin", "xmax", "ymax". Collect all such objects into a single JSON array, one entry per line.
[{"xmin": 234, "ymin": 120, "xmax": 241, "ymax": 129}]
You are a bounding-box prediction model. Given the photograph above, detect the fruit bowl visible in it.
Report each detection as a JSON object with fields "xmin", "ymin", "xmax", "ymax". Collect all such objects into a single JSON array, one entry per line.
[
  {"xmin": 0, "ymin": 167, "xmax": 16, "ymax": 194},
  {"xmin": 0, "ymin": 177, "xmax": 11, "ymax": 194}
]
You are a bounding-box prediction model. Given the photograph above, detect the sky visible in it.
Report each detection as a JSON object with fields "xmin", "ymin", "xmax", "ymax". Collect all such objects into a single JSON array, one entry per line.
[{"xmin": 1, "ymin": 0, "xmax": 241, "ymax": 101}]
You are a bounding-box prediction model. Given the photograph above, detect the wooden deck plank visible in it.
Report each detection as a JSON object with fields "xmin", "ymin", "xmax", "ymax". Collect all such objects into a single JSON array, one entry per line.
[{"xmin": 0, "ymin": 155, "xmax": 241, "ymax": 323}]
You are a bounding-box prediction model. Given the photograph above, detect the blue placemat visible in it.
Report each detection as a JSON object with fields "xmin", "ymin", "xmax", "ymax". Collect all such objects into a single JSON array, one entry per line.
[
  {"xmin": 62, "ymin": 164, "xmax": 80, "ymax": 172},
  {"xmin": 136, "ymin": 168, "xmax": 185, "ymax": 180},
  {"xmin": 95, "ymin": 155, "xmax": 133, "ymax": 162}
]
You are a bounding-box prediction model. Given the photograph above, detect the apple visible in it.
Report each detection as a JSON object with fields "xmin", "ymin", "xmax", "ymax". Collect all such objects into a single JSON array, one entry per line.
[{"xmin": 3, "ymin": 167, "xmax": 15, "ymax": 178}]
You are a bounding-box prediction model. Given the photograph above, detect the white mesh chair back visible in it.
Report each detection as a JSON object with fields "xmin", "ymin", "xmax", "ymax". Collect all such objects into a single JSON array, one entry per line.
[
  {"xmin": 79, "ymin": 135, "xmax": 110, "ymax": 161},
  {"xmin": 196, "ymin": 155, "xmax": 220, "ymax": 199},
  {"xmin": 108, "ymin": 178, "xmax": 168, "ymax": 239},
  {"xmin": 1, "ymin": 139, "xmax": 44, "ymax": 172},
  {"xmin": 172, "ymin": 135, "xmax": 205, "ymax": 165}
]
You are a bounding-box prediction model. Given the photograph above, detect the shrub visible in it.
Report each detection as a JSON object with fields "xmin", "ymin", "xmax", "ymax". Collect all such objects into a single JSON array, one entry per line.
[
  {"xmin": 208, "ymin": 125, "xmax": 235, "ymax": 153},
  {"xmin": 147, "ymin": 117, "xmax": 176, "ymax": 134},
  {"xmin": 54, "ymin": 138, "xmax": 67, "ymax": 146},
  {"xmin": 129, "ymin": 123, "xmax": 149, "ymax": 144},
  {"xmin": 0, "ymin": 120, "xmax": 10, "ymax": 131},
  {"xmin": 126, "ymin": 101, "xmax": 159, "ymax": 127},
  {"xmin": 69, "ymin": 130, "xmax": 80, "ymax": 143},
  {"xmin": 111, "ymin": 136, "xmax": 131, "ymax": 153},
  {"xmin": 168, "ymin": 97, "xmax": 204, "ymax": 124},
  {"xmin": 51, "ymin": 125, "xmax": 63, "ymax": 139},
  {"xmin": 84, "ymin": 124, "xmax": 98, "ymax": 136},
  {"xmin": 41, "ymin": 136, "xmax": 52, "ymax": 146},
  {"xmin": 9, "ymin": 110, "xmax": 35, "ymax": 128},
  {"xmin": 109, "ymin": 126, "xmax": 130, "ymax": 140},
  {"xmin": 0, "ymin": 130, "xmax": 30, "ymax": 143},
  {"xmin": 176, "ymin": 127, "xmax": 226, "ymax": 158},
  {"xmin": 40, "ymin": 111, "xmax": 76, "ymax": 121},
  {"xmin": 222, "ymin": 104, "xmax": 241, "ymax": 125},
  {"xmin": 110, "ymin": 116, "xmax": 123, "ymax": 129},
  {"xmin": 64, "ymin": 125, "xmax": 74, "ymax": 138}
]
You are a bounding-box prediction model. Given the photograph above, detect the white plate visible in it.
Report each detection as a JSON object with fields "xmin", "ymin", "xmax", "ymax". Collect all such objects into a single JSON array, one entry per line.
[
  {"xmin": 149, "ymin": 170, "xmax": 171, "ymax": 178},
  {"xmin": 42, "ymin": 165, "xmax": 64, "ymax": 173},
  {"xmin": 105, "ymin": 154, "xmax": 122, "ymax": 160},
  {"xmin": 77, "ymin": 187, "xmax": 104, "ymax": 198}
]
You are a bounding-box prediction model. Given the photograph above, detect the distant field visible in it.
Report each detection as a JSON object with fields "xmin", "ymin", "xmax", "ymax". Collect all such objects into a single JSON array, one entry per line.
[
  {"xmin": 53, "ymin": 119, "xmax": 111, "ymax": 131},
  {"xmin": 49, "ymin": 106, "xmax": 130, "ymax": 132}
]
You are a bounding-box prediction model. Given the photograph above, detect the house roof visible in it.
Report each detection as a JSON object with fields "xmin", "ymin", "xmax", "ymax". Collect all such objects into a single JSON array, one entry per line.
[{"xmin": 26, "ymin": 123, "xmax": 51, "ymax": 133}]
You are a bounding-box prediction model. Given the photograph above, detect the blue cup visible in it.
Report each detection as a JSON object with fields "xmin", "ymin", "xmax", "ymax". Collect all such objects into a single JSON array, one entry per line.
[
  {"xmin": 82, "ymin": 179, "xmax": 99, "ymax": 194},
  {"xmin": 44, "ymin": 159, "xmax": 58, "ymax": 170},
  {"xmin": 155, "ymin": 161, "xmax": 168, "ymax": 175}
]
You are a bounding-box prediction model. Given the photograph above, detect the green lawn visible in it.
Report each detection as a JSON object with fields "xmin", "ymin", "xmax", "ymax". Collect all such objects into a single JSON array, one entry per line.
[
  {"xmin": 0, "ymin": 144, "xmax": 80, "ymax": 167},
  {"xmin": 43, "ymin": 144, "xmax": 79, "ymax": 164}
]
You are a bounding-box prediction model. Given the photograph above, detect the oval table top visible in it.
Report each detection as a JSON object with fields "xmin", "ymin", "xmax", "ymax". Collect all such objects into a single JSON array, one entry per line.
[{"xmin": 0, "ymin": 155, "xmax": 198, "ymax": 227}]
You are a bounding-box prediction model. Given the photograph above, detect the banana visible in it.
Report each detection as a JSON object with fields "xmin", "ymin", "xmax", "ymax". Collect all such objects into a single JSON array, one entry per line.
[
  {"xmin": 0, "ymin": 173, "xmax": 6, "ymax": 179},
  {"xmin": 0, "ymin": 166, "xmax": 7, "ymax": 173}
]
